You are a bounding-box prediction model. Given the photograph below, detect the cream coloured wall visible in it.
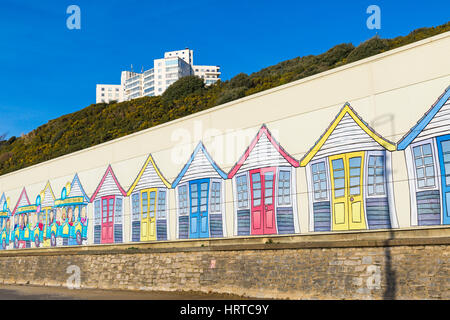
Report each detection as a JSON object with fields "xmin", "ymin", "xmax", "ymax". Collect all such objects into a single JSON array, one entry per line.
[{"xmin": 1, "ymin": 32, "xmax": 449, "ymax": 238}]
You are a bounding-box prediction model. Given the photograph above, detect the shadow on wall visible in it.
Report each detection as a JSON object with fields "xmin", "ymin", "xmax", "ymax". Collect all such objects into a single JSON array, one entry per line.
[{"xmin": 383, "ymin": 228, "xmax": 396, "ymax": 299}]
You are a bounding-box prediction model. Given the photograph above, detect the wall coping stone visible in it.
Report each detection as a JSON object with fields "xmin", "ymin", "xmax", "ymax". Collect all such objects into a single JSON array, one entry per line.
[{"xmin": 0, "ymin": 226, "xmax": 448, "ymax": 257}]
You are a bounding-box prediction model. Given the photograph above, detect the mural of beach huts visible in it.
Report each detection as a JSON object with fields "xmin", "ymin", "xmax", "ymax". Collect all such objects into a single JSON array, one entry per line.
[
  {"xmin": 300, "ymin": 103, "xmax": 398, "ymax": 232},
  {"xmin": 0, "ymin": 193, "xmax": 11, "ymax": 249},
  {"xmin": 172, "ymin": 142, "xmax": 227, "ymax": 239},
  {"xmin": 127, "ymin": 154, "xmax": 171, "ymax": 242},
  {"xmin": 32, "ymin": 182, "xmax": 55, "ymax": 248},
  {"xmin": 228, "ymin": 124, "xmax": 300, "ymax": 236},
  {"xmin": 397, "ymin": 87, "xmax": 450, "ymax": 226},
  {"xmin": 11, "ymin": 188, "xmax": 37, "ymax": 249},
  {"xmin": 91, "ymin": 165, "xmax": 126, "ymax": 244},
  {"xmin": 53, "ymin": 174, "xmax": 89, "ymax": 246}
]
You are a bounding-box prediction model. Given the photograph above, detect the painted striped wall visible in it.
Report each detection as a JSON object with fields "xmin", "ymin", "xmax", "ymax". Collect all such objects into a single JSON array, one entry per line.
[
  {"xmin": 93, "ymin": 171, "xmax": 123, "ymax": 200},
  {"xmin": 235, "ymin": 133, "xmax": 292, "ymax": 175},
  {"xmin": 210, "ymin": 213, "xmax": 223, "ymax": 237},
  {"xmin": 276, "ymin": 207, "xmax": 295, "ymax": 234},
  {"xmin": 132, "ymin": 221, "xmax": 140, "ymax": 242},
  {"xmin": 41, "ymin": 187, "xmax": 55, "ymax": 208},
  {"xmin": 313, "ymin": 201, "xmax": 331, "ymax": 231},
  {"xmin": 156, "ymin": 219, "xmax": 167, "ymax": 240},
  {"xmin": 314, "ymin": 113, "xmax": 384, "ymax": 160},
  {"xmin": 132, "ymin": 162, "xmax": 167, "ymax": 192},
  {"xmin": 178, "ymin": 215, "xmax": 189, "ymax": 239},
  {"xmin": 416, "ymin": 190, "xmax": 441, "ymax": 225},
  {"xmin": 177, "ymin": 149, "xmax": 224, "ymax": 186},
  {"xmin": 16, "ymin": 192, "xmax": 29, "ymax": 208},
  {"xmin": 366, "ymin": 197, "xmax": 391, "ymax": 229},
  {"xmin": 69, "ymin": 178, "xmax": 86, "ymax": 199},
  {"xmin": 237, "ymin": 209, "xmax": 250, "ymax": 236},
  {"xmin": 114, "ymin": 224, "xmax": 123, "ymax": 243},
  {"xmin": 415, "ymin": 96, "xmax": 450, "ymax": 142},
  {"xmin": 94, "ymin": 225, "xmax": 101, "ymax": 244}
]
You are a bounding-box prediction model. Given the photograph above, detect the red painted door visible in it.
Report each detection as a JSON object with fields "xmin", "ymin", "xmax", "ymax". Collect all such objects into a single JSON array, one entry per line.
[
  {"xmin": 101, "ymin": 196, "xmax": 115, "ymax": 243},
  {"xmin": 250, "ymin": 167, "xmax": 276, "ymax": 235}
]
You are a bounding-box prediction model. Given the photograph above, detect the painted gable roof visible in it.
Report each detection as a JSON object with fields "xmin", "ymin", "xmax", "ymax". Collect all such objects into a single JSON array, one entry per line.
[
  {"xmin": 12, "ymin": 188, "xmax": 31, "ymax": 215},
  {"xmin": 69, "ymin": 174, "xmax": 90, "ymax": 202},
  {"xmin": 40, "ymin": 182, "xmax": 56, "ymax": 208},
  {"xmin": 228, "ymin": 124, "xmax": 299, "ymax": 178},
  {"xmin": 0, "ymin": 193, "xmax": 10, "ymax": 214},
  {"xmin": 127, "ymin": 154, "xmax": 171, "ymax": 195},
  {"xmin": 397, "ymin": 86, "xmax": 450, "ymax": 150},
  {"xmin": 90, "ymin": 165, "xmax": 126, "ymax": 202},
  {"xmin": 300, "ymin": 103, "xmax": 396, "ymax": 166},
  {"xmin": 172, "ymin": 142, "xmax": 227, "ymax": 188}
]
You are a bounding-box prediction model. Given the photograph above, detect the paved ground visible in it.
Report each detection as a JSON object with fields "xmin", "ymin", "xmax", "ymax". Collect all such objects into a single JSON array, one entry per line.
[{"xmin": 0, "ymin": 284, "xmax": 245, "ymax": 300}]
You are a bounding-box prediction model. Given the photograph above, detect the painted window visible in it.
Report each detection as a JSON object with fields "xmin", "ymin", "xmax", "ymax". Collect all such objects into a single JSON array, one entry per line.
[
  {"xmin": 331, "ymin": 159, "xmax": 345, "ymax": 198},
  {"xmin": 349, "ymin": 157, "xmax": 362, "ymax": 196},
  {"xmin": 142, "ymin": 192, "xmax": 148, "ymax": 219},
  {"xmin": 178, "ymin": 185, "xmax": 188, "ymax": 215},
  {"xmin": 200, "ymin": 182, "xmax": 208, "ymax": 212},
  {"xmin": 236, "ymin": 175, "xmax": 248, "ymax": 208},
  {"xmin": 312, "ymin": 162, "xmax": 327, "ymax": 200},
  {"xmin": 115, "ymin": 197, "xmax": 122, "ymax": 224},
  {"xmin": 368, "ymin": 155, "xmax": 386, "ymax": 196},
  {"xmin": 158, "ymin": 190, "xmax": 166, "ymax": 219},
  {"xmin": 94, "ymin": 200, "xmax": 101, "ymax": 225},
  {"xmin": 252, "ymin": 172, "xmax": 262, "ymax": 206},
  {"xmin": 149, "ymin": 191, "xmax": 156, "ymax": 218},
  {"xmin": 278, "ymin": 170, "xmax": 291, "ymax": 205},
  {"xmin": 131, "ymin": 193, "xmax": 140, "ymax": 221},
  {"xmin": 413, "ymin": 144, "xmax": 435, "ymax": 189},
  {"xmin": 211, "ymin": 182, "xmax": 221, "ymax": 212}
]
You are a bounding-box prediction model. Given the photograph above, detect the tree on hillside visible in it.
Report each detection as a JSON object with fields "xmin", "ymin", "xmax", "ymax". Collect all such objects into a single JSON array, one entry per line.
[{"xmin": 162, "ymin": 75, "xmax": 205, "ymax": 105}]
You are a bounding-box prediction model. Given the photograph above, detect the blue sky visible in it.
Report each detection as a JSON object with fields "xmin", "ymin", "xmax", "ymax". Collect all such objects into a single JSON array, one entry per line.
[{"xmin": 0, "ymin": 0, "xmax": 448, "ymax": 138}]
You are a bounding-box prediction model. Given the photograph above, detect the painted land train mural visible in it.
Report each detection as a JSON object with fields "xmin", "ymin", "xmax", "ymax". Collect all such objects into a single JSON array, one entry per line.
[{"xmin": 0, "ymin": 86, "xmax": 449, "ymax": 249}]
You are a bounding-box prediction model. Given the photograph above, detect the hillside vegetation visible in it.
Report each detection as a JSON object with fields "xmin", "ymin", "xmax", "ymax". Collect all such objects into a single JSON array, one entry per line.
[{"xmin": 0, "ymin": 22, "xmax": 449, "ymax": 175}]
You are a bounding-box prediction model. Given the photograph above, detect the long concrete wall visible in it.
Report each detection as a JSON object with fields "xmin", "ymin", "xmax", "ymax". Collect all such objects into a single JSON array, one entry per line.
[
  {"xmin": 0, "ymin": 228, "xmax": 447, "ymax": 299},
  {"xmin": 0, "ymin": 32, "xmax": 449, "ymax": 244}
]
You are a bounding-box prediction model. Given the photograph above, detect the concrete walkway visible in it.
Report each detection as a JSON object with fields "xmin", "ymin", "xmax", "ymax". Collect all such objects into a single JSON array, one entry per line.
[{"xmin": 0, "ymin": 284, "xmax": 245, "ymax": 300}]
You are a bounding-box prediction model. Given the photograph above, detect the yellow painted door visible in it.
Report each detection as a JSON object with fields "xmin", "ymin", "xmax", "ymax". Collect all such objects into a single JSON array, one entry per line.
[
  {"xmin": 141, "ymin": 188, "xmax": 157, "ymax": 241},
  {"xmin": 329, "ymin": 152, "xmax": 366, "ymax": 231}
]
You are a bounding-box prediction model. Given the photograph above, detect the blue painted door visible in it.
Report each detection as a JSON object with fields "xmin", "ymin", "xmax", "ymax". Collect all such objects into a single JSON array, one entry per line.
[
  {"xmin": 436, "ymin": 135, "xmax": 450, "ymax": 225},
  {"xmin": 189, "ymin": 179, "xmax": 210, "ymax": 238}
]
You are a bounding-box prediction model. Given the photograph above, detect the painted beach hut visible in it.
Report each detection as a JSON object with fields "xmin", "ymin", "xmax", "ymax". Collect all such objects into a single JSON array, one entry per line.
[
  {"xmin": 228, "ymin": 124, "xmax": 300, "ymax": 236},
  {"xmin": 54, "ymin": 174, "xmax": 90, "ymax": 246},
  {"xmin": 0, "ymin": 193, "xmax": 11, "ymax": 249},
  {"xmin": 90, "ymin": 165, "xmax": 127, "ymax": 244},
  {"xmin": 397, "ymin": 86, "xmax": 450, "ymax": 226},
  {"xmin": 32, "ymin": 182, "xmax": 55, "ymax": 247},
  {"xmin": 11, "ymin": 188, "xmax": 37, "ymax": 248},
  {"xmin": 300, "ymin": 103, "xmax": 398, "ymax": 231},
  {"xmin": 172, "ymin": 142, "xmax": 227, "ymax": 239},
  {"xmin": 127, "ymin": 154, "xmax": 171, "ymax": 242}
]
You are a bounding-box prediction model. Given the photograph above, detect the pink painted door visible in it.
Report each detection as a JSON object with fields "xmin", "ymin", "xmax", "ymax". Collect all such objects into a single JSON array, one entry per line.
[
  {"xmin": 101, "ymin": 196, "xmax": 114, "ymax": 243},
  {"xmin": 250, "ymin": 167, "xmax": 276, "ymax": 235}
]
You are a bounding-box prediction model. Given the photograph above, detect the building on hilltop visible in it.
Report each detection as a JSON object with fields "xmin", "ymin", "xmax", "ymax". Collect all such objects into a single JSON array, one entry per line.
[{"xmin": 96, "ymin": 48, "xmax": 221, "ymax": 104}]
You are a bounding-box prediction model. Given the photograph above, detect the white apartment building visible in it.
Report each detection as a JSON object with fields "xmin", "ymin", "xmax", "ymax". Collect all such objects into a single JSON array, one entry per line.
[
  {"xmin": 96, "ymin": 84, "xmax": 123, "ymax": 104},
  {"xmin": 96, "ymin": 48, "xmax": 221, "ymax": 103}
]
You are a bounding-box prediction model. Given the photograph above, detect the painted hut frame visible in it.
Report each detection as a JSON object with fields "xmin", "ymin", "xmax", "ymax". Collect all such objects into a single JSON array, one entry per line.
[
  {"xmin": 228, "ymin": 124, "xmax": 300, "ymax": 236},
  {"xmin": 300, "ymin": 103, "xmax": 398, "ymax": 232},
  {"xmin": 127, "ymin": 154, "xmax": 171, "ymax": 242},
  {"xmin": 90, "ymin": 165, "xmax": 127, "ymax": 244},
  {"xmin": 172, "ymin": 142, "xmax": 227, "ymax": 239},
  {"xmin": 11, "ymin": 188, "xmax": 37, "ymax": 249},
  {"xmin": 397, "ymin": 86, "xmax": 450, "ymax": 226},
  {"xmin": 0, "ymin": 193, "xmax": 11, "ymax": 249},
  {"xmin": 54, "ymin": 174, "xmax": 89, "ymax": 246}
]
